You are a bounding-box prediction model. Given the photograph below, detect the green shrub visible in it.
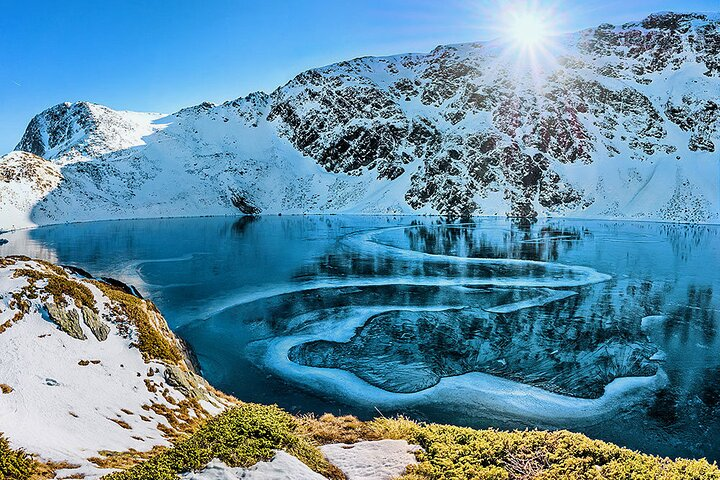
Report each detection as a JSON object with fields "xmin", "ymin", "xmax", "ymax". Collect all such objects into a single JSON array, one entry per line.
[
  {"xmin": 103, "ymin": 404, "xmax": 342, "ymax": 480},
  {"xmin": 104, "ymin": 408, "xmax": 720, "ymax": 480},
  {"xmin": 390, "ymin": 424, "xmax": 720, "ymax": 480},
  {"xmin": 0, "ymin": 435, "xmax": 35, "ymax": 480},
  {"xmin": 106, "ymin": 409, "xmax": 720, "ymax": 480}
]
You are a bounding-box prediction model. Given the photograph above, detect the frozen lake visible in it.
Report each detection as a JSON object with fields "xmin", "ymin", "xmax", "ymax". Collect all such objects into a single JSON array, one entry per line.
[{"xmin": 1, "ymin": 216, "xmax": 719, "ymax": 460}]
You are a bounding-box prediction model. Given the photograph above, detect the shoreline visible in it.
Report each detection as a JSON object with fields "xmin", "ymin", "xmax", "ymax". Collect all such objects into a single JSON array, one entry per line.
[{"xmin": 3, "ymin": 210, "xmax": 720, "ymax": 235}]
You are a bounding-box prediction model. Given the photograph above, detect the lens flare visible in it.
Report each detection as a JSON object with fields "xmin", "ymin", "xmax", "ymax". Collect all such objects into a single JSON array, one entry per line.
[
  {"xmin": 507, "ymin": 11, "xmax": 551, "ymax": 47},
  {"xmin": 488, "ymin": 1, "xmax": 563, "ymax": 55}
]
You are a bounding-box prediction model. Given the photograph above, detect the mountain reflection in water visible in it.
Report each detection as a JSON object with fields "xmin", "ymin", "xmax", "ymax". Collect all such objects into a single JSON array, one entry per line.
[{"xmin": 1, "ymin": 216, "xmax": 718, "ymax": 460}]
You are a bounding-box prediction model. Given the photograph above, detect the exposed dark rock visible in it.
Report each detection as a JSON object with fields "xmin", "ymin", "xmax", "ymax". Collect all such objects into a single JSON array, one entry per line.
[
  {"xmin": 62, "ymin": 265, "xmax": 94, "ymax": 279},
  {"xmin": 229, "ymin": 189, "xmax": 261, "ymax": 215},
  {"xmin": 99, "ymin": 277, "xmax": 144, "ymax": 299},
  {"xmin": 81, "ymin": 306, "xmax": 110, "ymax": 341},
  {"xmin": 45, "ymin": 303, "xmax": 86, "ymax": 340},
  {"xmin": 17, "ymin": 102, "xmax": 98, "ymax": 157}
]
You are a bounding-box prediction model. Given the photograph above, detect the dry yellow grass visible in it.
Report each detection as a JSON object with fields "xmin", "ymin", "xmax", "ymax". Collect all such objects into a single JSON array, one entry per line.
[
  {"xmin": 90, "ymin": 281, "xmax": 183, "ymax": 364},
  {"xmin": 108, "ymin": 419, "xmax": 132, "ymax": 430},
  {"xmin": 13, "ymin": 267, "xmax": 97, "ymax": 314},
  {"xmin": 89, "ymin": 446, "xmax": 166, "ymax": 470},
  {"xmin": 297, "ymin": 413, "xmax": 384, "ymax": 444},
  {"xmin": 297, "ymin": 413, "xmax": 420, "ymax": 445},
  {"xmin": 27, "ymin": 460, "xmax": 81, "ymax": 480}
]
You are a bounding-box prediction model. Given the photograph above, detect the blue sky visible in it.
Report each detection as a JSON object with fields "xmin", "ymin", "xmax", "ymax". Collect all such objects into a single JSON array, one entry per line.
[{"xmin": 1, "ymin": 0, "xmax": 718, "ymax": 153}]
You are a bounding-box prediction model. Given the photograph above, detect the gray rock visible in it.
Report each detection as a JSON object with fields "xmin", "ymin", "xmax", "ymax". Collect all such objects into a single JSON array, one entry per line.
[
  {"xmin": 164, "ymin": 364, "xmax": 206, "ymax": 399},
  {"xmin": 45, "ymin": 303, "xmax": 86, "ymax": 340},
  {"xmin": 82, "ymin": 305, "xmax": 110, "ymax": 341}
]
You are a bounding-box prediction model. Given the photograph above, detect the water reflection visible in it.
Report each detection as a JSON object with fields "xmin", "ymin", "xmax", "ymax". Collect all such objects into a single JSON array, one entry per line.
[
  {"xmin": 288, "ymin": 289, "xmax": 659, "ymax": 398},
  {"xmin": 398, "ymin": 220, "xmax": 585, "ymax": 262},
  {"xmin": 0, "ymin": 216, "xmax": 718, "ymax": 460}
]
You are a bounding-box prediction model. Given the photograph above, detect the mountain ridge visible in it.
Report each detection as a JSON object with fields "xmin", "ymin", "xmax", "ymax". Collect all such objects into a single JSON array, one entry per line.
[{"xmin": 1, "ymin": 11, "xmax": 718, "ymax": 229}]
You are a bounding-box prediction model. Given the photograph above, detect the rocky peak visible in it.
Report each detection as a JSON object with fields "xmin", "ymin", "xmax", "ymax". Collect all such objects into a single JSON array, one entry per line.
[
  {"xmin": 15, "ymin": 101, "xmax": 165, "ymax": 162},
  {"xmin": 579, "ymin": 12, "xmax": 719, "ymax": 77},
  {"xmin": 16, "ymin": 102, "xmax": 97, "ymax": 158}
]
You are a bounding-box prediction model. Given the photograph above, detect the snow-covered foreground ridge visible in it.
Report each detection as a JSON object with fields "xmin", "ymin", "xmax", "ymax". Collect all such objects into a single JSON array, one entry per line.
[
  {"xmin": 0, "ymin": 256, "xmax": 229, "ymax": 479},
  {"xmin": 1, "ymin": 11, "xmax": 719, "ymax": 230}
]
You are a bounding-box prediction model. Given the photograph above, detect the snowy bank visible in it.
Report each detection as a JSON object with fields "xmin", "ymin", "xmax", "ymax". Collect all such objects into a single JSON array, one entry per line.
[{"xmin": 0, "ymin": 256, "xmax": 227, "ymax": 478}]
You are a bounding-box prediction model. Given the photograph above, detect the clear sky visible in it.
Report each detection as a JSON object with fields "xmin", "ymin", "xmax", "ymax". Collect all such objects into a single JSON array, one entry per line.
[{"xmin": 1, "ymin": 0, "xmax": 718, "ymax": 153}]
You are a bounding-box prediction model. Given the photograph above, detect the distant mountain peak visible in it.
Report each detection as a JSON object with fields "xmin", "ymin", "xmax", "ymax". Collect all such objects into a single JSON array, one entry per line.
[{"xmin": 16, "ymin": 101, "xmax": 166, "ymax": 161}]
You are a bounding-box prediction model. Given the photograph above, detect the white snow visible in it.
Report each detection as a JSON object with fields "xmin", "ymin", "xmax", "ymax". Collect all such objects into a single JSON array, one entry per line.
[
  {"xmin": 31, "ymin": 102, "xmax": 166, "ymax": 163},
  {"xmin": 320, "ymin": 440, "xmax": 420, "ymax": 480},
  {"xmin": 179, "ymin": 452, "xmax": 326, "ymax": 480},
  {"xmin": 0, "ymin": 151, "xmax": 62, "ymax": 231},
  {"xmin": 179, "ymin": 441, "xmax": 422, "ymax": 480}
]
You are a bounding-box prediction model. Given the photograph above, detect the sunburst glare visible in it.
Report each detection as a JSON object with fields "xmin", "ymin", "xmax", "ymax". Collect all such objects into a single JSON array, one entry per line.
[
  {"xmin": 481, "ymin": 0, "xmax": 568, "ymax": 83},
  {"xmin": 506, "ymin": 10, "xmax": 552, "ymax": 48},
  {"xmin": 497, "ymin": 1, "xmax": 561, "ymax": 53}
]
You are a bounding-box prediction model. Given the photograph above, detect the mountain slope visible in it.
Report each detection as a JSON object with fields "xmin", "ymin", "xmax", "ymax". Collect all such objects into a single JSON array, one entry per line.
[
  {"xmin": 1, "ymin": 11, "xmax": 718, "ymax": 229},
  {"xmin": 0, "ymin": 257, "xmax": 227, "ymax": 478}
]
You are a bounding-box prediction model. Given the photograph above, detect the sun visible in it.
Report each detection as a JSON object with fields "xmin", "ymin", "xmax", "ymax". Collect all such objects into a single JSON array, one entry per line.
[
  {"xmin": 507, "ymin": 11, "xmax": 551, "ymax": 47},
  {"xmin": 493, "ymin": 2, "xmax": 561, "ymax": 53},
  {"xmin": 484, "ymin": 2, "xmax": 566, "ymax": 80}
]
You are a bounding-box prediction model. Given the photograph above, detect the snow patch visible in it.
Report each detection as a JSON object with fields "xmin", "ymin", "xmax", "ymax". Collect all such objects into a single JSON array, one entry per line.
[
  {"xmin": 179, "ymin": 452, "xmax": 325, "ymax": 480},
  {"xmin": 320, "ymin": 440, "xmax": 421, "ymax": 480}
]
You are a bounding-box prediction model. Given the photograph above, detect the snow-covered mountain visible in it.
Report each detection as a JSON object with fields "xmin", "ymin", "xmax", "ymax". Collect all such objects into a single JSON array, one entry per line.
[{"xmin": 1, "ymin": 11, "xmax": 718, "ymax": 229}]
